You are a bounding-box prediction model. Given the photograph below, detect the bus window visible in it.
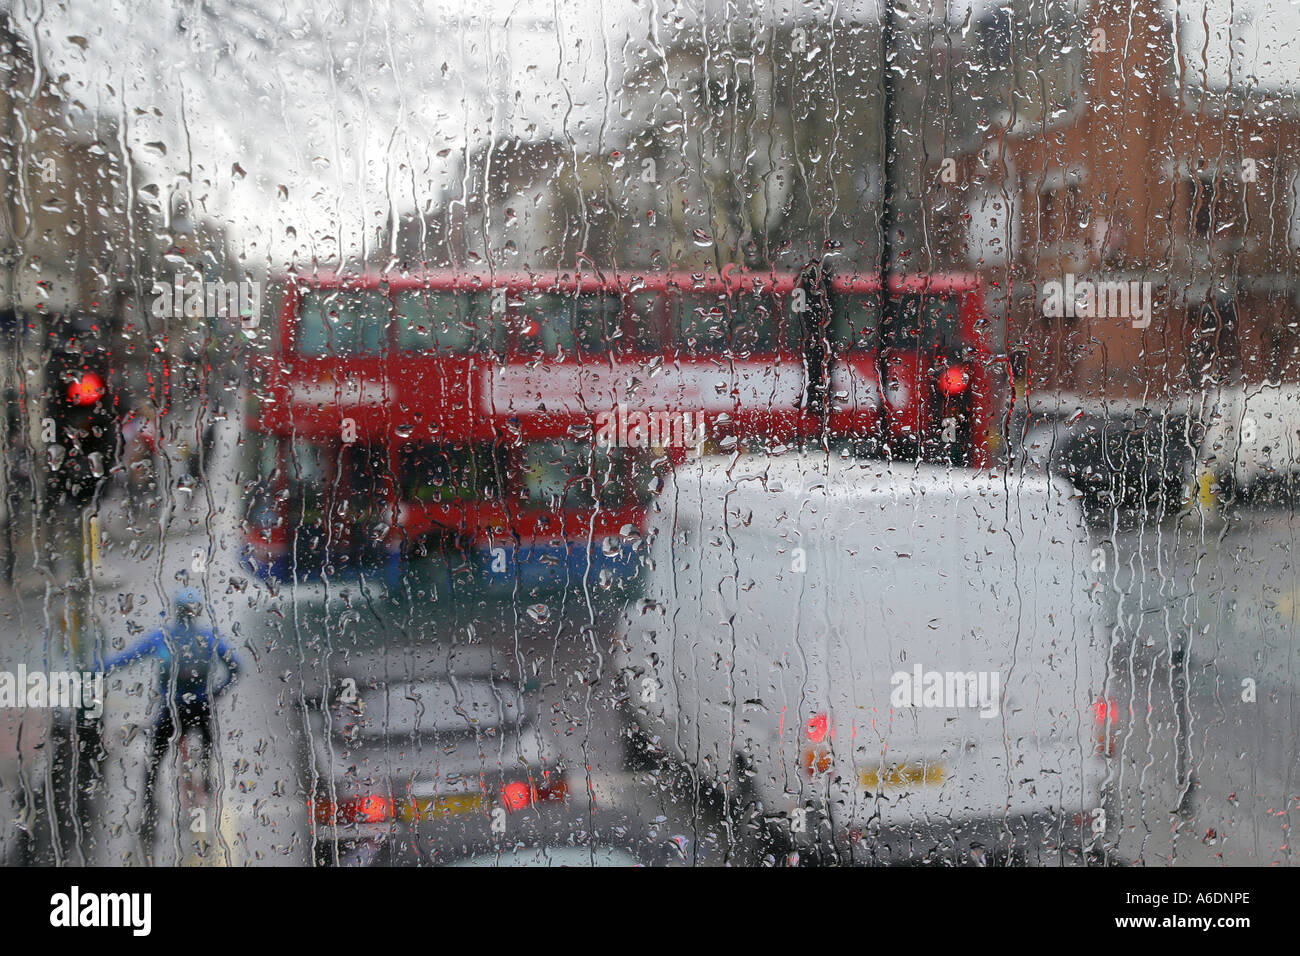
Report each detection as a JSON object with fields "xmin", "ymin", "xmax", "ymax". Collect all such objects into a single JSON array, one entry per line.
[
  {"xmin": 243, "ymin": 432, "xmax": 280, "ymax": 532},
  {"xmin": 513, "ymin": 290, "xmax": 620, "ymax": 356},
  {"xmin": 572, "ymin": 291, "xmax": 622, "ymax": 354},
  {"xmin": 671, "ymin": 291, "xmax": 728, "ymax": 353},
  {"xmin": 831, "ymin": 292, "xmax": 882, "ymax": 352},
  {"xmin": 881, "ymin": 294, "xmax": 961, "ymax": 350},
  {"xmin": 518, "ymin": 440, "xmax": 634, "ymax": 512},
  {"xmin": 285, "ymin": 440, "xmax": 388, "ymax": 522},
  {"xmin": 343, "ymin": 444, "xmax": 392, "ymax": 522},
  {"xmin": 297, "ymin": 290, "xmax": 387, "ymax": 356},
  {"xmin": 285, "ymin": 437, "xmax": 333, "ymax": 529},
  {"xmin": 394, "ymin": 290, "xmax": 477, "ymax": 353},
  {"xmin": 519, "ymin": 439, "xmax": 594, "ymax": 511},
  {"xmin": 731, "ymin": 291, "xmax": 779, "ymax": 354},
  {"xmin": 398, "ymin": 443, "xmax": 500, "ymax": 504},
  {"xmin": 593, "ymin": 446, "xmax": 635, "ymax": 510},
  {"xmin": 624, "ymin": 290, "xmax": 663, "ymax": 352},
  {"xmin": 465, "ymin": 290, "xmax": 512, "ymax": 355}
]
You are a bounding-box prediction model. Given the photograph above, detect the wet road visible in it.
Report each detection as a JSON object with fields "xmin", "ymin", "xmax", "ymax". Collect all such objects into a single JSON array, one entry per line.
[
  {"xmin": 3, "ymin": 471, "xmax": 1299, "ymax": 865},
  {"xmin": 1100, "ymin": 506, "xmax": 1300, "ymax": 866}
]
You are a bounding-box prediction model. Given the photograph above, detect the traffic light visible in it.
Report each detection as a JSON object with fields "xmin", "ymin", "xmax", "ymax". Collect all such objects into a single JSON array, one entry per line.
[
  {"xmin": 65, "ymin": 370, "xmax": 106, "ymax": 407},
  {"xmin": 43, "ymin": 314, "xmax": 115, "ymax": 510}
]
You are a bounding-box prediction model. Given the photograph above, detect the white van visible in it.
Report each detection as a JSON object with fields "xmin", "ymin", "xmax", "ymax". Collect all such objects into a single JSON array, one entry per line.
[
  {"xmin": 613, "ymin": 455, "xmax": 1111, "ymax": 864},
  {"xmin": 1195, "ymin": 384, "xmax": 1300, "ymax": 496}
]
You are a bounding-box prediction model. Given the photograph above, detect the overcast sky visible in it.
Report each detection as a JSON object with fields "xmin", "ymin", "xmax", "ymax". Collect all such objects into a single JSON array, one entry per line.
[{"xmin": 6, "ymin": 0, "xmax": 1292, "ymax": 272}]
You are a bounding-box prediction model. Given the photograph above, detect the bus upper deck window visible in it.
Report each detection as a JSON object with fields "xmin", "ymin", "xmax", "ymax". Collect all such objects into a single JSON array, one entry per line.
[
  {"xmin": 572, "ymin": 292, "xmax": 622, "ymax": 354},
  {"xmin": 882, "ymin": 294, "xmax": 959, "ymax": 350},
  {"xmin": 731, "ymin": 292, "xmax": 777, "ymax": 354},
  {"xmin": 297, "ymin": 290, "xmax": 387, "ymax": 356},
  {"xmin": 510, "ymin": 290, "xmax": 620, "ymax": 357},
  {"xmin": 673, "ymin": 291, "xmax": 728, "ymax": 353},
  {"xmin": 466, "ymin": 290, "xmax": 514, "ymax": 355},
  {"xmin": 831, "ymin": 293, "xmax": 881, "ymax": 352},
  {"xmin": 918, "ymin": 295, "xmax": 961, "ymax": 349},
  {"xmin": 625, "ymin": 291, "xmax": 664, "ymax": 353},
  {"xmin": 395, "ymin": 290, "xmax": 476, "ymax": 353}
]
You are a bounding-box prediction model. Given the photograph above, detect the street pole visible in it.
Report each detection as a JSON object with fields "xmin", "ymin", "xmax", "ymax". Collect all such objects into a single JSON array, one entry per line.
[
  {"xmin": 879, "ymin": 0, "xmax": 899, "ymax": 413},
  {"xmin": 881, "ymin": 1, "xmax": 897, "ymax": 289}
]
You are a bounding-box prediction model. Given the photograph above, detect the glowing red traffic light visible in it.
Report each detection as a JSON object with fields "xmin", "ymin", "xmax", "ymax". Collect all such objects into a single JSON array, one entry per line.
[
  {"xmin": 937, "ymin": 364, "xmax": 969, "ymax": 397},
  {"xmin": 66, "ymin": 372, "xmax": 105, "ymax": 407}
]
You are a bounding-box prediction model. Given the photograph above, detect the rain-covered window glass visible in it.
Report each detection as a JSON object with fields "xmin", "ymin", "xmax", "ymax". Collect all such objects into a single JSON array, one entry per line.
[
  {"xmin": 965, "ymin": 0, "xmax": 1086, "ymax": 139},
  {"xmin": 10, "ymin": 0, "xmax": 1300, "ymax": 886}
]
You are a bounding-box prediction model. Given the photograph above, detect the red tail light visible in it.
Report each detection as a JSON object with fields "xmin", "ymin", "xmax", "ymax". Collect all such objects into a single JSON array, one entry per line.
[
  {"xmin": 801, "ymin": 712, "xmax": 832, "ymax": 777},
  {"xmin": 536, "ymin": 777, "xmax": 569, "ymax": 803},
  {"xmin": 1092, "ymin": 697, "xmax": 1118, "ymax": 725},
  {"xmin": 311, "ymin": 793, "xmax": 393, "ymax": 825},
  {"xmin": 937, "ymin": 364, "xmax": 969, "ymax": 397},
  {"xmin": 1092, "ymin": 696, "xmax": 1119, "ymax": 756},
  {"xmin": 67, "ymin": 372, "xmax": 105, "ymax": 406},
  {"xmin": 805, "ymin": 712, "xmax": 828, "ymax": 743},
  {"xmin": 501, "ymin": 776, "xmax": 571, "ymax": 814},
  {"xmin": 501, "ymin": 781, "xmax": 532, "ymax": 813}
]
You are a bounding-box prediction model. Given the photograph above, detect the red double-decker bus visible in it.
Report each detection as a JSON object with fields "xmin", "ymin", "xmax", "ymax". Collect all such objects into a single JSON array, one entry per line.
[{"xmin": 241, "ymin": 267, "xmax": 1000, "ymax": 593}]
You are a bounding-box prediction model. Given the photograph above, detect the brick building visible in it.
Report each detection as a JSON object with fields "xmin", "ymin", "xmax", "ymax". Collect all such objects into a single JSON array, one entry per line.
[{"xmin": 960, "ymin": 0, "xmax": 1300, "ymax": 402}]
